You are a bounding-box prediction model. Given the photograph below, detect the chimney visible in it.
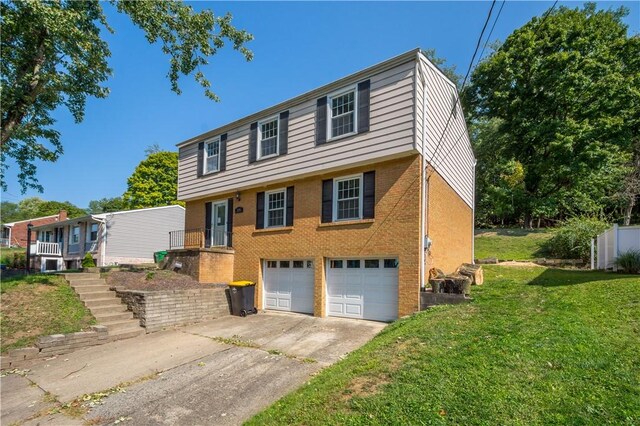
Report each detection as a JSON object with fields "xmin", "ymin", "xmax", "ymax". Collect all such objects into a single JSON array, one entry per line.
[{"xmin": 58, "ymin": 210, "xmax": 67, "ymax": 221}]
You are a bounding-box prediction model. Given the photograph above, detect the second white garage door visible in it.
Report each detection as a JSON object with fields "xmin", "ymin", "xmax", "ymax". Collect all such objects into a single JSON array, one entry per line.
[
  {"xmin": 263, "ymin": 260, "xmax": 314, "ymax": 314},
  {"xmin": 326, "ymin": 258, "xmax": 399, "ymax": 322}
]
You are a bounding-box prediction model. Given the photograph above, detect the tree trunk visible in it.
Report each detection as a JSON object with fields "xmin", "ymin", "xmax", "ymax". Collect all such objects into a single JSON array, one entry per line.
[
  {"xmin": 524, "ymin": 212, "xmax": 533, "ymax": 229},
  {"xmin": 624, "ymin": 197, "xmax": 635, "ymax": 226}
]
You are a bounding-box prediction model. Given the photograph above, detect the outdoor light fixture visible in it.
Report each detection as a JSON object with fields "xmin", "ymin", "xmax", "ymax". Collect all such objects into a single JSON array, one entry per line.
[{"xmin": 235, "ymin": 191, "xmax": 241, "ymax": 201}]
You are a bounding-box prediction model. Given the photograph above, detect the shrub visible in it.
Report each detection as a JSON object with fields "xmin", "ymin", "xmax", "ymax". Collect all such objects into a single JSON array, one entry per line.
[
  {"xmin": 544, "ymin": 217, "xmax": 609, "ymax": 261},
  {"xmin": 614, "ymin": 250, "xmax": 640, "ymax": 274},
  {"xmin": 12, "ymin": 252, "xmax": 26, "ymax": 269},
  {"xmin": 81, "ymin": 252, "xmax": 96, "ymax": 268}
]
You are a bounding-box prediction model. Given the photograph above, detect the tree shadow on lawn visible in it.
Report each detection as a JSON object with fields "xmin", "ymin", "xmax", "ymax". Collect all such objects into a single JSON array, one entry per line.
[
  {"xmin": 527, "ymin": 268, "xmax": 636, "ymax": 287},
  {"xmin": 475, "ymin": 228, "xmax": 551, "ymax": 237}
]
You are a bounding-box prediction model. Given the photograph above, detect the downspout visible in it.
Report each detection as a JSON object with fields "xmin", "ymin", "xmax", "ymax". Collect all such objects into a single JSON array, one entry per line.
[
  {"xmin": 472, "ymin": 159, "xmax": 477, "ymax": 263},
  {"xmin": 417, "ymin": 52, "xmax": 428, "ymax": 291}
]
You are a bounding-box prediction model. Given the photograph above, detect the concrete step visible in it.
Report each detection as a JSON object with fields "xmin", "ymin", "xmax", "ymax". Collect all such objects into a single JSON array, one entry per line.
[
  {"xmin": 72, "ymin": 285, "xmax": 111, "ymax": 293},
  {"xmin": 94, "ymin": 311, "xmax": 134, "ymax": 322},
  {"xmin": 63, "ymin": 273, "xmax": 101, "ymax": 280},
  {"xmin": 90, "ymin": 304, "xmax": 128, "ymax": 315},
  {"xmin": 84, "ymin": 298, "xmax": 124, "ymax": 308},
  {"xmin": 69, "ymin": 279, "xmax": 107, "ymax": 286},
  {"xmin": 108, "ymin": 327, "xmax": 145, "ymax": 342},
  {"xmin": 79, "ymin": 291, "xmax": 117, "ymax": 301},
  {"xmin": 102, "ymin": 319, "xmax": 143, "ymax": 333}
]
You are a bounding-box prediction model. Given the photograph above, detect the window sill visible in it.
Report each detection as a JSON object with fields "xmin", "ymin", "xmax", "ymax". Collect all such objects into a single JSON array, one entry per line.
[
  {"xmin": 253, "ymin": 226, "xmax": 293, "ymax": 234},
  {"xmin": 202, "ymin": 169, "xmax": 222, "ymax": 177},
  {"xmin": 317, "ymin": 219, "xmax": 374, "ymax": 228},
  {"xmin": 327, "ymin": 131, "xmax": 357, "ymax": 143}
]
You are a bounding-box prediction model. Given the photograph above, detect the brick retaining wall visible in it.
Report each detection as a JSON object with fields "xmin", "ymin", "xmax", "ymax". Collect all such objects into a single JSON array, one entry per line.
[
  {"xmin": 1, "ymin": 325, "xmax": 108, "ymax": 370},
  {"xmin": 114, "ymin": 287, "xmax": 230, "ymax": 333}
]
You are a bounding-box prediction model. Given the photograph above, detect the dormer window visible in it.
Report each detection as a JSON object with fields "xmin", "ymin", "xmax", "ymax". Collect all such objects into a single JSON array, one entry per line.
[{"xmin": 258, "ymin": 117, "xmax": 279, "ymax": 159}]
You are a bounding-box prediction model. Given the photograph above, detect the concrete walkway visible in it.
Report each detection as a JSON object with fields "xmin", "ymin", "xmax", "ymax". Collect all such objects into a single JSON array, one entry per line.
[{"xmin": 1, "ymin": 313, "xmax": 385, "ymax": 425}]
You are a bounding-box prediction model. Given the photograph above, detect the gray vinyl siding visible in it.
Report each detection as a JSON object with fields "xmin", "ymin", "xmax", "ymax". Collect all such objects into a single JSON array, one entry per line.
[
  {"xmin": 419, "ymin": 56, "xmax": 475, "ymax": 208},
  {"xmin": 104, "ymin": 206, "xmax": 185, "ymax": 260},
  {"xmin": 178, "ymin": 60, "xmax": 417, "ymax": 201}
]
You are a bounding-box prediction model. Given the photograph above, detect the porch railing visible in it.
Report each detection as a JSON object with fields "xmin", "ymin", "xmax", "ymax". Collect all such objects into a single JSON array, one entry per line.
[
  {"xmin": 169, "ymin": 228, "xmax": 232, "ymax": 250},
  {"xmin": 34, "ymin": 241, "xmax": 62, "ymax": 256}
]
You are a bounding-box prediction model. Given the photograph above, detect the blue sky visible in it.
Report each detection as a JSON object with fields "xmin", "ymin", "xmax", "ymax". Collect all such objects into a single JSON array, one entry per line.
[{"xmin": 2, "ymin": 1, "xmax": 638, "ymax": 209}]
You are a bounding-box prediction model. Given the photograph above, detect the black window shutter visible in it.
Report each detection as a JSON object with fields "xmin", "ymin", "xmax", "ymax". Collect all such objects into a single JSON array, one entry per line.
[
  {"xmin": 226, "ymin": 198, "xmax": 233, "ymax": 247},
  {"xmin": 286, "ymin": 186, "xmax": 294, "ymax": 227},
  {"xmin": 219, "ymin": 133, "xmax": 228, "ymax": 172},
  {"xmin": 357, "ymin": 80, "xmax": 371, "ymax": 133},
  {"xmin": 321, "ymin": 179, "xmax": 333, "ymax": 223},
  {"xmin": 316, "ymin": 97, "xmax": 327, "ymax": 146},
  {"xmin": 197, "ymin": 142, "xmax": 204, "ymax": 177},
  {"xmin": 256, "ymin": 192, "xmax": 265, "ymax": 229},
  {"xmin": 204, "ymin": 202, "xmax": 212, "ymax": 248},
  {"xmin": 363, "ymin": 171, "xmax": 375, "ymax": 219},
  {"xmin": 249, "ymin": 122, "xmax": 258, "ymax": 163},
  {"xmin": 279, "ymin": 111, "xmax": 289, "ymax": 155}
]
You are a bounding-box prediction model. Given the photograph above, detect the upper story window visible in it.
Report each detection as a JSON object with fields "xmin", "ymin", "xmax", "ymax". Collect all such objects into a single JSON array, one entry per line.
[
  {"xmin": 329, "ymin": 88, "xmax": 356, "ymax": 139},
  {"xmin": 265, "ymin": 189, "xmax": 286, "ymax": 227},
  {"xmin": 258, "ymin": 117, "xmax": 279, "ymax": 159},
  {"xmin": 334, "ymin": 175, "xmax": 362, "ymax": 221},
  {"xmin": 87, "ymin": 223, "xmax": 99, "ymax": 242},
  {"xmin": 70, "ymin": 226, "xmax": 80, "ymax": 244},
  {"xmin": 204, "ymin": 138, "xmax": 220, "ymax": 174}
]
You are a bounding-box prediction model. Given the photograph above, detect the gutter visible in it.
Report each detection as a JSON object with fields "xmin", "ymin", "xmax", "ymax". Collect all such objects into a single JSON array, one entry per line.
[{"xmin": 417, "ymin": 53, "xmax": 428, "ymax": 291}]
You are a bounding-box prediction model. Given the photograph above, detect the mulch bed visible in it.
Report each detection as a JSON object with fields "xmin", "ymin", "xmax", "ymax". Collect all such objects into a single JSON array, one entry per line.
[{"xmin": 105, "ymin": 270, "xmax": 226, "ymax": 291}]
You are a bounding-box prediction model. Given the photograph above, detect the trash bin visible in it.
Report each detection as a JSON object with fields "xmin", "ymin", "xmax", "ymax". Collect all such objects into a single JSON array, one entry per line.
[
  {"xmin": 228, "ymin": 281, "xmax": 257, "ymax": 317},
  {"xmin": 154, "ymin": 250, "xmax": 168, "ymax": 263}
]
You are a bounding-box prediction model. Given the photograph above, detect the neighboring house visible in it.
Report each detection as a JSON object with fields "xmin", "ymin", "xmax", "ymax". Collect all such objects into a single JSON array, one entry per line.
[
  {"xmin": 171, "ymin": 48, "xmax": 475, "ymax": 322},
  {"xmin": 1, "ymin": 211, "xmax": 68, "ymax": 247},
  {"xmin": 30, "ymin": 206, "xmax": 185, "ymax": 272}
]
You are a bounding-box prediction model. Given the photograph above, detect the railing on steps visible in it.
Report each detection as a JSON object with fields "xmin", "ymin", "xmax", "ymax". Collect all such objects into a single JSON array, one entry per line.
[{"xmin": 169, "ymin": 228, "xmax": 232, "ymax": 250}]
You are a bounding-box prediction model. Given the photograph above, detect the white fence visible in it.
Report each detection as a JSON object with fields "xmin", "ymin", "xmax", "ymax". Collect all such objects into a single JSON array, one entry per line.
[{"xmin": 596, "ymin": 225, "xmax": 640, "ymax": 270}]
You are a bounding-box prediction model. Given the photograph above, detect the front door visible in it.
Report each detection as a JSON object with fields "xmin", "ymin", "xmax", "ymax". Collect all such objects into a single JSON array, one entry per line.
[{"xmin": 211, "ymin": 201, "xmax": 227, "ymax": 246}]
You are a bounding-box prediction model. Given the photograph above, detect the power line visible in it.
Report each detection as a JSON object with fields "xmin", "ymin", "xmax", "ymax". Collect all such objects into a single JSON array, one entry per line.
[
  {"xmin": 425, "ymin": 0, "xmax": 497, "ymax": 171},
  {"xmin": 477, "ymin": 0, "xmax": 506, "ymax": 65},
  {"xmin": 431, "ymin": 0, "xmax": 560, "ymax": 173}
]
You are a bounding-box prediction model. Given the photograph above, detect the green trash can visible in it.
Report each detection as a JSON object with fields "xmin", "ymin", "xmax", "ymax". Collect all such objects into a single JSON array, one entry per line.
[
  {"xmin": 228, "ymin": 281, "xmax": 257, "ymax": 317},
  {"xmin": 154, "ymin": 250, "xmax": 168, "ymax": 263}
]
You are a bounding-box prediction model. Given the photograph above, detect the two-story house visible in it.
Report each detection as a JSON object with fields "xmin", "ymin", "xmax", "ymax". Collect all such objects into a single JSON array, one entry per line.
[
  {"xmin": 30, "ymin": 205, "xmax": 185, "ymax": 271},
  {"xmin": 171, "ymin": 49, "xmax": 475, "ymax": 322}
]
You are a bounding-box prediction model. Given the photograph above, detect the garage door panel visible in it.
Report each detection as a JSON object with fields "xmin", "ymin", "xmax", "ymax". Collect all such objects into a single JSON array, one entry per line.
[
  {"xmin": 327, "ymin": 258, "xmax": 398, "ymax": 322},
  {"xmin": 264, "ymin": 260, "xmax": 314, "ymax": 314}
]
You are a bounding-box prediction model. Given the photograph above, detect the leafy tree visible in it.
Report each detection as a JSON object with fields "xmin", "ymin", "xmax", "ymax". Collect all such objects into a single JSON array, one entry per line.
[
  {"xmin": 466, "ymin": 3, "xmax": 639, "ymax": 227},
  {"xmin": 88, "ymin": 197, "xmax": 128, "ymax": 214},
  {"xmin": 1, "ymin": 197, "xmax": 86, "ymax": 222},
  {"xmin": 0, "ymin": 201, "xmax": 21, "ymax": 223},
  {"xmin": 35, "ymin": 200, "xmax": 87, "ymax": 218},
  {"xmin": 123, "ymin": 151, "xmax": 181, "ymax": 209},
  {"xmin": 422, "ymin": 48, "xmax": 461, "ymax": 87},
  {"xmin": 1, "ymin": 0, "xmax": 253, "ymax": 193}
]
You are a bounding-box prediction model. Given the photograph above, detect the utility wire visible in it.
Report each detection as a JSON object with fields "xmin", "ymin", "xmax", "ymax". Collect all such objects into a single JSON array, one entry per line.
[
  {"xmin": 477, "ymin": 0, "xmax": 506, "ymax": 65},
  {"xmin": 431, "ymin": 0, "xmax": 560, "ymax": 173},
  {"xmin": 425, "ymin": 0, "xmax": 497, "ymax": 172}
]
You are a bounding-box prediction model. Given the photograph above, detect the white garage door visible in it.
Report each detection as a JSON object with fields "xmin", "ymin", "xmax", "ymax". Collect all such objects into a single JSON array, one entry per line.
[
  {"xmin": 264, "ymin": 260, "xmax": 315, "ymax": 314},
  {"xmin": 326, "ymin": 258, "xmax": 399, "ymax": 322}
]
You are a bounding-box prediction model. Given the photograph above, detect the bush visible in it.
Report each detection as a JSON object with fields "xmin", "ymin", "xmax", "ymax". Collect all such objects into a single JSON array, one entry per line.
[
  {"xmin": 614, "ymin": 250, "xmax": 640, "ymax": 274},
  {"xmin": 81, "ymin": 252, "xmax": 96, "ymax": 268},
  {"xmin": 544, "ymin": 217, "xmax": 609, "ymax": 261},
  {"xmin": 12, "ymin": 252, "xmax": 26, "ymax": 269}
]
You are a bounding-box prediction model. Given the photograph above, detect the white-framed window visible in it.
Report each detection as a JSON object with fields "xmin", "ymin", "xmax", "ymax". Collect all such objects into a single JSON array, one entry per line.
[
  {"xmin": 204, "ymin": 137, "xmax": 220, "ymax": 174},
  {"xmin": 70, "ymin": 226, "xmax": 80, "ymax": 244},
  {"xmin": 265, "ymin": 189, "xmax": 286, "ymax": 228},
  {"xmin": 87, "ymin": 223, "xmax": 99, "ymax": 242},
  {"xmin": 333, "ymin": 174, "xmax": 362, "ymax": 221},
  {"xmin": 258, "ymin": 116, "xmax": 279, "ymax": 159},
  {"xmin": 328, "ymin": 87, "xmax": 357, "ymax": 140}
]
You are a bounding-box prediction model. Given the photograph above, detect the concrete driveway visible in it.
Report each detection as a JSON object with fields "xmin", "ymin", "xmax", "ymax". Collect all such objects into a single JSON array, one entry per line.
[{"xmin": 1, "ymin": 312, "xmax": 386, "ymax": 425}]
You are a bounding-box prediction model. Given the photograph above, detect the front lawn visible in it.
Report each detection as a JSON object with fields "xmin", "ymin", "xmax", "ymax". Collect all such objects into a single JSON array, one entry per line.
[
  {"xmin": 474, "ymin": 228, "xmax": 553, "ymax": 260},
  {"xmin": 1, "ymin": 274, "xmax": 96, "ymax": 353},
  {"xmin": 248, "ymin": 266, "xmax": 640, "ymax": 425}
]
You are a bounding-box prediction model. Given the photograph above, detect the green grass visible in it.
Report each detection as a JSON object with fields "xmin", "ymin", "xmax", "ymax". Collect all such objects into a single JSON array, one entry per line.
[
  {"xmin": 248, "ymin": 266, "xmax": 640, "ymax": 425},
  {"xmin": 474, "ymin": 228, "xmax": 554, "ymax": 260},
  {"xmin": 1, "ymin": 274, "xmax": 96, "ymax": 353}
]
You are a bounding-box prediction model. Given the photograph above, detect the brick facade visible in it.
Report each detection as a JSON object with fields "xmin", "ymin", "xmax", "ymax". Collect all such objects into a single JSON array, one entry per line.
[
  {"xmin": 426, "ymin": 167, "xmax": 474, "ymax": 274},
  {"xmin": 183, "ymin": 155, "xmax": 473, "ymax": 320},
  {"xmin": 3, "ymin": 210, "xmax": 67, "ymax": 247}
]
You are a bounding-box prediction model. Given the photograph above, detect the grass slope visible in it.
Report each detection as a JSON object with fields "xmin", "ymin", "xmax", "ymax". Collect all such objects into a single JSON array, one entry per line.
[
  {"xmin": 1, "ymin": 274, "xmax": 96, "ymax": 353},
  {"xmin": 248, "ymin": 266, "xmax": 640, "ymax": 425},
  {"xmin": 474, "ymin": 229, "xmax": 553, "ymax": 260}
]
